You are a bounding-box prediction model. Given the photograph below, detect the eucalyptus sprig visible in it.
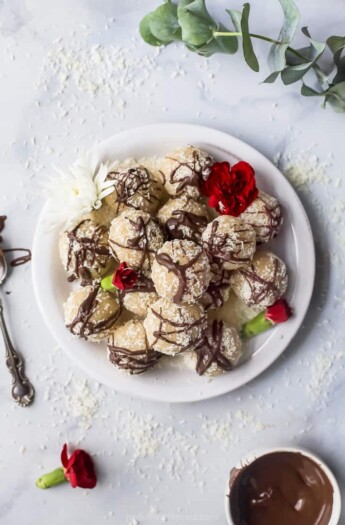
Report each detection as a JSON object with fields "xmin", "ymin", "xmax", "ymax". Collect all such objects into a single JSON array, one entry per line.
[{"xmin": 140, "ymin": 0, "xmax": 345, "ymax": 112}]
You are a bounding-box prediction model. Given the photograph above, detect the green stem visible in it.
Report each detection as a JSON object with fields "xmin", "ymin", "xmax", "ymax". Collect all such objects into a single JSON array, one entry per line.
[
  {"xmin": 241, "ymin": 312, "xmax": 273, "ymax": 340},
  {"xmin": 36, "ymin": 467, "xmax": 67, "ymax": 489}
]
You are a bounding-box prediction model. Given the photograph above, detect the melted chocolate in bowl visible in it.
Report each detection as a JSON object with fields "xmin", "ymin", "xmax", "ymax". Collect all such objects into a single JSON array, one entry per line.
[{"xmin": 229, "ymin": 452, "xmax": 334, "ymax": 525}]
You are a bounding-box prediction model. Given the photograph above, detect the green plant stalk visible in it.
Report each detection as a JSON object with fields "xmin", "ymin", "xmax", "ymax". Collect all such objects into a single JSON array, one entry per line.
[
  {"xmin": 241, "ymin": 312, "xmax": 273, "ymax": 340},
  {"xmin": 36, "ymin": 467, "xmax": 67, "ymax": 489}
]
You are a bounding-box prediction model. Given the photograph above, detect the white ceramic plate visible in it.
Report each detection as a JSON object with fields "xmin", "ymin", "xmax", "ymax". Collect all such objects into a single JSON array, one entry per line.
[{"xmin": 32, "ymin": 123, "xmax": 315, "ymax": 403}]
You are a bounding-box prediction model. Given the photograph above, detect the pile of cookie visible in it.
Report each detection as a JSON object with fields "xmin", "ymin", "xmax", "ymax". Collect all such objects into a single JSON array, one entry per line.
[{"xmin": 60, "ymin": 146, "xmax": 288, "ymax": 377}]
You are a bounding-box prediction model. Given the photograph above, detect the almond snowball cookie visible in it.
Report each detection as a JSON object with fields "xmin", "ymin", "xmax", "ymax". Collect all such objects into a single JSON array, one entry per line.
[
  {"xmin": 123, "ymin": 291, "xmax": 160, "ymax": 318},
  {"xmin": 108, "ymin": 319, "xmax": 161, "ymax": 375},
  {"xmin": 190, "ymin": 320, "xmax": 242, "ymax": 377},
  {"xmin": 144, "ymin": 298, "xmax": 207, "ymax": 355},
  {"xmin": 104, "ymin": 165, "xmax": 162, "ymax": 215},
  {"xmin": 230, "ymin": 251, "xmax": 288, "ymax": 309},
  {"xmin": 200, "ymin": 263, "xmax": 231, "ymax": 310},
  {"xmin": 157, "ymin": 195, "xmax": 209, "ymax": 243},
  {"xmin": 152, "ymin": 240, "xmax": 212, "ymax": 304},
  {"xmin": 64, "ymin": 285, "xmax": 121, "ymax": 342},
  {"xmin": 109, "ymin": 210, "xmax": 164, "ymax": 272},
  {"xmin": 59, "ymin": 216, "xmax": 114, "ymax": 286},
  {"xmin": 239, "ymin": 191, "xmax": 282, "ymax": 244},
  {"xmin": 159, "ymin": 145, "xmax": 214, "ymax": 198},
  {"xmin": 202, "ymin": 216, "xmax": 256, "ymax": 270}
]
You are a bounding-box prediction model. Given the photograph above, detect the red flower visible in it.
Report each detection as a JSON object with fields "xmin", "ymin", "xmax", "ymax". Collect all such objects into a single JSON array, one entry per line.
[
  {"xmin": 265, "ymin": 299, "xmax": 292, "ymax": 325},
  {"xmin": 201, "ymin": 161, "xmax": 258, "ymax": 217},
  {"xmin": 61, "ymin": 444, "xmax": 97, "ymax": 489},
  {"xmin": 112, "ymin": 262, "xmax": 138, "ymax": 290}
]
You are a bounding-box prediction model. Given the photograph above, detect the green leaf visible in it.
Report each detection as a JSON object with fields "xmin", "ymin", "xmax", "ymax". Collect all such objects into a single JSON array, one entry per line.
[
  {"xmin": 327, "ymin": 35, "xmax": 345, "ymax": 84},
  {"xmin": 325, "ymin": 81, "xmax": 345, "ymax": 112},
  {"xmin": 301, "ymin": 84, "xmax": 323, "ymax": 97},
  {"xmin": 227, "ymin": 9, "xmax": 242, "ymax": 33},
  {"xmin": 263, "ymin": 71, "xmax": 281, "ymax": 83},
  {"xmin": 177, "ymin": 0, "xmax": 215, "ymax": 47},
  {"xmin": 268, "ymin": 0, "xmax": 300, "ymax": 72},
  {"xmin": 140, "ymin": 1, "xmax": 181, "ymax": 47},
  {"xmin": 240, "ymin": 3, "xmax": 259, "ymax": 72},
  {"xmin": 281, "ymin": 28, "xmax": 325, "ymax": 85},
  {"xmin": 140, "ymin": 12, "xmax": 164, "ymax": 46},
  {"xmin": 149, "ymin": 1, "xmax": 182, "ymax": 44}
]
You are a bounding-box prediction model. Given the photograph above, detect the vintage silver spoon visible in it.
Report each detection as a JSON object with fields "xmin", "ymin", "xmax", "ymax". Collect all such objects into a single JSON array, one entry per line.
[{"xmin": 0, "ymin": 250, "xmax": 35, "ymax": 407}]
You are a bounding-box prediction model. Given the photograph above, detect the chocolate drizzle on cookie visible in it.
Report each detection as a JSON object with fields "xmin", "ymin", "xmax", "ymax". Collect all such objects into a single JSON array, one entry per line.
[
  {"xmin": 150, "ymin": 305, "xmax": 207, "ymax": 352},
  {"xmin": 107, "ymin": 166, "xmax": 159, "ymax": 213},
  {"xmin": 67, "ymin": 286, "xmax": 120, "ymax": 340},
  {"xmin": 237, "ymin": 256, "xmax": 282, "ymax": 307},
  {"xmin": 203, "ymin": 220, "xmax": 254, "ymax": 266},
  {"xmin": 241, "ymin": 194, "xmax": 282, "ymax": 243},
  {"xmin": 202, "ymin": 266, "xmax": 231, "ymax": 310},
  {"xmin": 166, "ymin": 210, "xmax": 208, "ymax": 242},
  {"xmin": 66, "ymin": 219, "xmax": 110, "ymax": 286},
  {"xmin": 156, "ymin": 248, "xmax": 204, "ymax": 304},
  {"xmin": 195, "ymin": 320, "xmax": 233, "ymax": 375},
  {"xmin": 108, "ymin": 335, "xmax": 161, "ymax": 375},
  {"xmin": 167, "ymin": 149, "xmax": 213, "ymax": 193}
]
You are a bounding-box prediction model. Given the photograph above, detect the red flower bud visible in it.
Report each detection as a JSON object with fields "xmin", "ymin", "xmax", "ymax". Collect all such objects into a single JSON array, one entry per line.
[
  {"xmin": 201, "ymin": 161, "xmax": 258, "ymax": 217},
  {"xmin": 265, "ymin": 299, "xmax": 292, "ymax": 325},
  {"xmin": 112, "ymin": 262, "xmax": 138, "ymax": 290},
  {"xmin": 61, "ymin": 444, "xmax": 97, "ymax": 489}
]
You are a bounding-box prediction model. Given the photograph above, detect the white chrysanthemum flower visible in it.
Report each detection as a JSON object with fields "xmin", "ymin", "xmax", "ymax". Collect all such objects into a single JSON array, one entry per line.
[{"xmin": 43, "ymin": 150, "xmax": 115, "ymax": 228}]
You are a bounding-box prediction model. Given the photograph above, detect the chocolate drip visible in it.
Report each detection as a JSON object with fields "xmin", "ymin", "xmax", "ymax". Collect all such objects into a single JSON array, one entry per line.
[
  {"xmin": 229, "ymin": 451, "xmax": 334, "ymax": 525},
  {"xmin": 0, "ymin": 216, "xmax": 6, "ymax": 242},
  {"xmin": 110, "ymin": 216, "xmax": 158, "ymax": 271},
  {"xmin": 156, "ymin": 249, "xmax": 203, "ymax": 304},
  {"xmin": 238, "ymin": 257, "xmax": 281, "ymax": 306},
  {"xmin": 167, "ymin": 149, "xmax": 212, "ymax": 193},
  {"xmin": 243, "ymin": 195, "xmax": 282, "ymax": 243},
  {"xmin": 66, "ymin": 219, "xmax": 110, "ymax": 284},
  {"xmin": 166, "ymin": 210, "xmax": 208, "ymax": 242},
  {"xmin": 123, "ymin": 273, "xmax": 155, "ymax": 295},
  {"xmin": 3, "ymin": 248, "xmax": 31, "ymax": 267},
  {"xmin": 108, "ymin": 343, "xmax": 161, "ymax": 375},
  {"xmin": 107, "ymin": 167, "xmax": 159, "ymax": 213},
  {"xmin": 203, "ymin": 220, "xmax": 254, "ymax": 266},
  {"xmin": 150, "ymin": 306, "xmax": 207, "ymax": 352},
  {"xmin": 195, "ymin": 320, "xmax": 233, "ymax": 375},
  {"xmin": 67, "ymin": 286, "xmax": 120, "ymax": 340},
  {"xmin": 203, "ymin": 267, "xmax": 231, "ymax": 309}
]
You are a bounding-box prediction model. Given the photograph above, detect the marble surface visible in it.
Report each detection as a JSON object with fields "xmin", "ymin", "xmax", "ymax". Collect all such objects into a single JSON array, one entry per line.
[{"xmin": 0, "ymin": 1, "xmax": 345, "ymax": 523}]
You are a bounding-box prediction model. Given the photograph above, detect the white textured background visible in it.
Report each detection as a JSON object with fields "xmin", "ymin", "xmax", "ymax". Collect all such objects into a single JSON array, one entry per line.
[{"xmin": 0, "ymin": 1, "xmax": 345, "ymax": 524}]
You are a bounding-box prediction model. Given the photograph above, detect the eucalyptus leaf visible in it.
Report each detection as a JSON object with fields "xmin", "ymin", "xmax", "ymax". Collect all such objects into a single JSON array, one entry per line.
[
  {"xmin": 177, "ymin": 0, "xmax": 215, "ymax": 47},
  {"xmin": 227, "ymin": 9, "xmax": 242, "ymax": 33},
  {"xmin": 327, "ymin": 36, "xmax": 345, "ymax": 84},
  {"xmin": 140, "ymin": 12, "xmax": 165, "ymax": 46},
  {"xmin": 281, "ymin": 28, "xmax": 325, "ymax": 85},
  {"xmin": 240, "ymin": 3, "xmax": 259, "ymax": 72},
  {"xmin": 325, "ymin": 81, "xmax": 345, "ymax": 112},
  {"xmin": 268, "ymin": 0, "xmax": 300, "ymax": 73},
  {"xmin": 149, "ymin": 1, "xmax": 182, "ymax": 44}
]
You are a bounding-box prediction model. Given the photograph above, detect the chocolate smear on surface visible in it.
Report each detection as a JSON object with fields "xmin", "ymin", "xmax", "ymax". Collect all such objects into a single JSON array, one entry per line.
[{"xmin": 229, "ymin": 451, "xmax": 334, "ymax": 525}]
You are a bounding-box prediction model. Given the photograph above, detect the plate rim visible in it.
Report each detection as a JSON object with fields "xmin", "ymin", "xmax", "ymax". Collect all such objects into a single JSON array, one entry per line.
[{"xmin": 32, "ymin": 122, "xmax": 315, "ymax": 403}]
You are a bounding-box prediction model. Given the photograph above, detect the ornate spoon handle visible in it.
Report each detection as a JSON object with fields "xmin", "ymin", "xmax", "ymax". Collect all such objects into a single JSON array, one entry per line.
[{"xmin": 0, "ymin": 298, "xmax": 35, "ymax": 407}]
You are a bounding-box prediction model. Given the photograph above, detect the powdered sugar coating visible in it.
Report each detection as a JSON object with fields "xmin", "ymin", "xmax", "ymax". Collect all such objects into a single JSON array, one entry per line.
[
  {"xmin": 107, "ymin": 319, "xmax": 161, "ymax": 375},
  {"xmin": 109, "ymin": 209, "xmax": 164, "ymax": 272},
  {"xmin": 159, "ymin": 145, "xmax": 214, "ymax": 198},
  {"xmin": 157, "ymin": 195, "xmax": 209, "ymax": 243},
  {"xmin": 239, "ymin": 191, "xmax": 282, "ymax": 243},
  {"xmin": 143, "ymin": 298, "xmax": 207, "ymax": 356},
  {"xmin": 123, "ymin": 291, "xmax": 159, "ymax": 318},
  {"xmin": 151, "ymin": 239, "xmax": 212, "ymax": 304},
  {"xmin": 63, "ymin": 286, "xmax": 121, "ymax": 342},
  {"xmin": 202, "ymin": 216, "xmax": 256, "ymax": 270},
  {"xmin": 230, "ymin": 251, "xmax": 288, "ymax": 309},
  {"xmin": 104, "ymin": 164, "xmax": 162, "ymax": 215}
]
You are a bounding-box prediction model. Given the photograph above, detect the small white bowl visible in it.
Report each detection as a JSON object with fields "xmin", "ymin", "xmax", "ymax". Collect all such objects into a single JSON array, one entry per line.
[{"xmin": 225, "ymin": 446, "xmax": 341, "ymax": 525}]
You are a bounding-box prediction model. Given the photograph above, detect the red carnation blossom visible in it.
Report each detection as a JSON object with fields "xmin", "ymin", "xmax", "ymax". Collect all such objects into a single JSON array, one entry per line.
[
  {"xmin": 61, "ymin": 444, "xmax": 97, "ymax": 489},
  {"xmin": 112, "ymin": 262, "xmax": 138, "ymax": 290},
  {"xmin": 201, "ymin": 161, "xmax": 258, "ymax": 217},
  {"xmin": 265, "ymin": 299, "xmax": 292, "ymax": 324}
]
